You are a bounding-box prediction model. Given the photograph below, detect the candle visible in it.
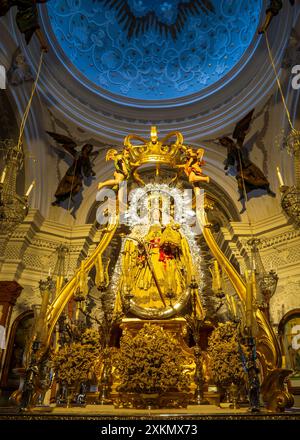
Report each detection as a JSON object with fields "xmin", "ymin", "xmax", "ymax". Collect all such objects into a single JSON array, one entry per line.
[
  {"xmin": 231, "ymin": 296, "xmax": 237, "ymax": 318},
  {"xmin": 79, "ymin": 260, "xmax": 88, "ymax": 297},
  {"xmin": 75, "ymin": 302, "xmax": 81, "ymax": 321},
  {"xmin": 238, "ymin": 301, "xmax": 246, "ymax": 324},
  {"xmin": 214, "ymin": 260, "xmax": 221, "ymax": 290},
  {"xmin": 251, "ymin": 270, "xmax": 257, "ymax": 301},
  {"xmin": 245, "ymin": 270, "xmax": 253, "ymax": 332},
  {"xmin": 0, "ymin": 166, "xmax": 7, "ymax": 184},
  {"xmin": 225, "ymin": 292, "xmax": 231, "ymax": 308},
  {"xmin": 276, "ymin": 167, "xmax": 284, "ymax": 187},
  {"xmin": 25, "ymin": 180, "xmax": 35, "ymax": 197}
]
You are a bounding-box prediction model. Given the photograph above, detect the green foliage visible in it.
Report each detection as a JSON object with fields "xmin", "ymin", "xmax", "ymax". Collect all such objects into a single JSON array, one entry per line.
[
  {"xmin": 207, "ymin": 321, "xmax": 246, "ymax": 387},
  {"xmin": 114, "ymin": 324, "xmax": 191, "ymax": 393},
  {"xmin": 51, "ymin": 328, "xmax": 102, "ymax": 386}
]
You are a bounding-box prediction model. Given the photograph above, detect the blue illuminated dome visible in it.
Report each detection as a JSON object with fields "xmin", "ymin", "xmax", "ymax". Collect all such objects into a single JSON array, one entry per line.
[{"xmin": 46, "ymin": 0, "xmax": 262, "ymax": 102}]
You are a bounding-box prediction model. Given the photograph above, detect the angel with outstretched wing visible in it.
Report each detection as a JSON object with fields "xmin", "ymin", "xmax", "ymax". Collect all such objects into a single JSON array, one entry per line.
[
  {"xmin": 218, "ymin": 110, "xmax": 275, "ymax": 213},
  {"xmin": 0, "ymin": 0, "xmax": 49, "ymax": 51},
  {"xmin": 47, "ymin": 131, "xmax": 100, "ymax": 211}
]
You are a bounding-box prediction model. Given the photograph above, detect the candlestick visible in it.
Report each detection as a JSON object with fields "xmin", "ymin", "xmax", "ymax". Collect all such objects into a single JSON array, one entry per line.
[
  {"xmin": 25, "ymin": 180, "xmax": 35, "ymax": 197},
  {"xmin": 0, "ymin": 166, "xmax": 7, "ymax": 184},
  {"xmin": 75, "ymin": 302, "xmax": 81, "ymax": 321},
  {"xmin": 79, "ymin": 260, "xmax": 85, "ymax": 292},
  {"xmin": 36, "ymin": 287, "xmax": 50, "ymax": 340},
  {"xmin": 224, "ymin": 292, "xmax": 233, "ymax": 316},
  {"xmin": 55, "ymin": 276, "xmax": 64, "ymax": 298},
  {"xmin": 276, "ymin": 166, "xmax": 284, "ymax": 187},
  {"xmin": 231, "ymin": 295, "xmax": 237, "ymax": 318}
]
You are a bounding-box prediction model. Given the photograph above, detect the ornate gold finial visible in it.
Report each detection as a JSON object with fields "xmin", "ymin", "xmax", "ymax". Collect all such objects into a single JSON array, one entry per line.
[
  {"xmin": 150, "ymin": 126, "xmax": 158, "ymax": 144},
  {"xmin": 124, "ymin": 127, "xmax": 184, "ymax": 167}
]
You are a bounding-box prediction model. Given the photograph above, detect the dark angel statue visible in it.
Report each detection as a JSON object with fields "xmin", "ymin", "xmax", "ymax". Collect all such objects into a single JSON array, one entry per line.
[
  {"xmin": 218, "ymin": 110, "xmax": 275, "ymax": 214},
  {"xmin": 0, "ymin": 0, "xmax": 49, "ymax": 51},
  {"xmin": 258, "ymin": 0, "xmax": 295, "ymax": 34},
  {"xmin": 47, "ymin": 131, "xmax": 102, "ymax": 217}
]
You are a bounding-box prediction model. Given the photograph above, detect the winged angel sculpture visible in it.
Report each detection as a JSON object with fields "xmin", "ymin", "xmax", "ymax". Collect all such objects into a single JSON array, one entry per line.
[
  {"xmin": 0, "ymin": 0, "xmax": 49, "ymax": 51},
  {"xmin": 217, "ymin": 110, "xmax": 275, "ymax": 213},
  {"xmin": 47, "ymin": 131, "xmax": 112, "ymax": 217}
]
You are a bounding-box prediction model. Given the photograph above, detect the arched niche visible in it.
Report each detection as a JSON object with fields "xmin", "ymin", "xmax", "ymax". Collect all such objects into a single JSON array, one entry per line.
[
  {"xmin": 0, "ymin": 310, "xmax": 34, "ymax": 396},
  {"xmin": 278, "ymin": 309, "xmax": 300, "ymax": 375}
]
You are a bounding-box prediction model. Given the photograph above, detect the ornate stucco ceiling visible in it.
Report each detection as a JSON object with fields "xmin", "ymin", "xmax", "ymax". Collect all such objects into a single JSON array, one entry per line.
[
  {"xmin": 0, "ymin": 1, "xmax": 298, "ymax": 224},
  {"xmin": 46, "ymin": 0, "xmax": 262, "ymax": 102},
  {"xmin": 22, "ymin": 0, "xmax": 292, "ymax": 142}
]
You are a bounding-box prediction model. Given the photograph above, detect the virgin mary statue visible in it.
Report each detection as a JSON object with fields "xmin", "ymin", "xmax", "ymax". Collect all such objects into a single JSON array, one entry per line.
[{"xmin": 116, "ymin": 201, "xmax": 203, "ymax": 319}]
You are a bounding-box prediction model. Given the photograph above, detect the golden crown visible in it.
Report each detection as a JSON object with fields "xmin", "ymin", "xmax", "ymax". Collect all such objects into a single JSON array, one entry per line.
[{"xmin": 124, "ymin": 126, "xmax": 185, "ymax": 167}]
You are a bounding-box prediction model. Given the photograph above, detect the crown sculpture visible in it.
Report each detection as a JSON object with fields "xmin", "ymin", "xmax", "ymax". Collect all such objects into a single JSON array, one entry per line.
[{"xmin": 98, "ymin": 126, "xmax": 210, "ymax": 191}]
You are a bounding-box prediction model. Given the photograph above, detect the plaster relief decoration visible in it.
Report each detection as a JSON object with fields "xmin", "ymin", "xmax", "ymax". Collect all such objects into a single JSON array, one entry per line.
[
  {"xmin": 7, "ymin": 47, "xmax": 34, "ymax": 86},
  {"xmin": 271, "ymin": 281, "xmax": 300, "ymax": 324},
  {"xmin": 47, "ymin": 0, "xmax": 262, "ymax": 100}
]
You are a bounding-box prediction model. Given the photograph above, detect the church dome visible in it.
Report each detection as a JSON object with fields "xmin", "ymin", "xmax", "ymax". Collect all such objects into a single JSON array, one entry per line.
[{"xmin": 46, "ymin": 0, "xmax": 262, "ymax": 105}]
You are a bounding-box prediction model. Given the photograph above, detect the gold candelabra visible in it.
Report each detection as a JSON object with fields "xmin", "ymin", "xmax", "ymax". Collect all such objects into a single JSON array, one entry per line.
[
  {"xmin": 276, "ymin": 129, "xmax": 300, "ymax": 227},
  {"xmin": 0, "ymin": 139, "xmax": 35, "ymax": 234},
  {"xmin": 247, "ymin": 238, "xmax": 278, "ymax": 322}
]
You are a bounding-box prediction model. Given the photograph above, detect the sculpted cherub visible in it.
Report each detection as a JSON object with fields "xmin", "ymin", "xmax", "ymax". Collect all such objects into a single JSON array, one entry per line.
[
  {"xmin": 98, "ymin": 149, "xmax": 129, "ymax": 191},
  {"xmin": 98, "ymin": 148, "xmax": 142, "ymax": 191},
  {"xmin": 177, "ymin": 146, "xmax": 210, "ymax": 185},
  {"xmin": 185, "ymin": 147, "xmax": 210, "ymax": 184}
]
